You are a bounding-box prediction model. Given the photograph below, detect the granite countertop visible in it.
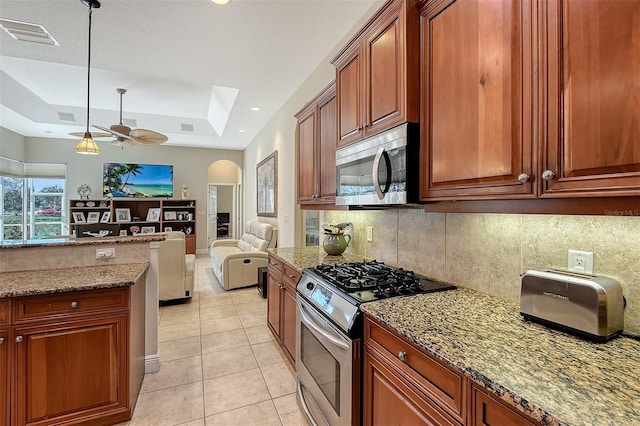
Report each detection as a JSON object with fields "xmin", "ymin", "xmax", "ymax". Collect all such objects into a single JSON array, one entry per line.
[
  {"xmin": 0, "ymin": 235, "xmax": 166, "ymax": 249},
  {"xmin": 268, "ymin": 246, "xmax": 365, "ymax": 272},
  {"xmin": 0, "ymin": 263, "xmax": 149, "ymax": 297},
  {"xmin": 361, "ymin": 288, "xmax": 640, "ymax": 426}
]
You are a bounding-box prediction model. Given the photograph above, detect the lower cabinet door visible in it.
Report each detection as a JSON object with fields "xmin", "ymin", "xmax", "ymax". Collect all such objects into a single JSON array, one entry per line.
[
  {"xmin": 266, "ymin": 271, "xmax": 282, "ymax": 341},
  {"xmin": 13, "ymin": 315, "xmax": 129, "ymax": 426},
  {"xmin": 0, "ymin": 328, "xmax": 8, "ymax": 426},
  {"xmin": 281, "ymin": 285, "xmax": 297, "ymax": 365},
  {"xmin": 364, "ymin": 349, "xmax": 459, "ymax": 426}
]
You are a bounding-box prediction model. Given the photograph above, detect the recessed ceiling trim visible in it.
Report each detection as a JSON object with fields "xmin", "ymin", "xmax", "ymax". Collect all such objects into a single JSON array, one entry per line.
[{"xmin": 0, "ymin": 18, "xmax": 60, "ymax": 46}]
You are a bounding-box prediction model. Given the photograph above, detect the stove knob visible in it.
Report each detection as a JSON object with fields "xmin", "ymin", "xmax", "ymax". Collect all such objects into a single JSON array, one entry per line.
[{"xmin": 306, "ymin": 282, "xmax": 314, "ymax": 291}]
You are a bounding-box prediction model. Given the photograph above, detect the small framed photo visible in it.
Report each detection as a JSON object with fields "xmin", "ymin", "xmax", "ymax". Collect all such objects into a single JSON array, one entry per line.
[
  {"xmin": 100, "ymin": 211, "xmax": 111, "ymax": 223},
  {"xmin": 164, "ymin": 227, "xmax": 172, "ymax": 232},
  {"xmin": 141, "ymin": 226, "xmax": 156, "ymax": 234},
  {"xmin": 87, "ymin": 211, "xmax": 100, "ymax": 223},
  {"xmin": 164, "ymin": 211, "xmax": 177, "ymax": 220},
  {"xmin": 115, "ymin": 208, "xmax": 131, "ymax": 223},
  {"xmin": 119, "ymin": 230, "xmax": 128, "ymax": 236},
  {"xmin": 146, "ymin": 208, "xmax": 161, "ymax": 222},
  {"xmin": 72, "ymin": 212, "xmax": 86, "ymax": 223}
]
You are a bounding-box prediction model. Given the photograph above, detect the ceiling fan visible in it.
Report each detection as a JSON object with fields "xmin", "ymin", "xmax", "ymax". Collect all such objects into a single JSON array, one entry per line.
[{"xmin": 93, "ymin": 88, "xmax": 168, "ymax": 148}]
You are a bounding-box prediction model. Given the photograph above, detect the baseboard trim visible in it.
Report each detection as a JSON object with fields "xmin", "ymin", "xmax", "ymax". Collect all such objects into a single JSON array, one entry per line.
[{"xmin": 145, "ymin": 354, "xmax": 160, "ymax": 373}]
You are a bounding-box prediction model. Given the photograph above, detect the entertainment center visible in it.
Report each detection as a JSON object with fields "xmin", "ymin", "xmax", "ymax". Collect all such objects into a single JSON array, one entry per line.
[{"xmin": 69, "ymin": 199, "xmax": 197, "ymax": 254}]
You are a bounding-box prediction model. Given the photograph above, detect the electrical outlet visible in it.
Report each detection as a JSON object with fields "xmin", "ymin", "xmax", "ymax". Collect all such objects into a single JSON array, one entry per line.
[
  {"xmin": 366, "ymin": 226, "xmax": 373, "ymax": 242},
  {"xmin": 96, "ymin": 248, "xmax": 115, "ymax": 259},
  {"xmin": 568, "ymin": 249, "xmax": 593, "ymax": 274}
]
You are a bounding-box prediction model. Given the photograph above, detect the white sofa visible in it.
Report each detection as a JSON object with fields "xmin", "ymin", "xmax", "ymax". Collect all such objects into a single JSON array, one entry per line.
[
  {"xmin": 158, "ymin": 231, "xmax": 196, "ymax": 302},
  {"xmin": 210, "ymin": 221, "xmax": 277, "ymax": 290}
]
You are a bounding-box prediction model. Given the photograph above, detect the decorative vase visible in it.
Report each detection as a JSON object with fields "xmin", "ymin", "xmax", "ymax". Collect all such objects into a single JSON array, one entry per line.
[{"xmin": 322, "ymin": 232, "xmax": 351, "ymax": 256}]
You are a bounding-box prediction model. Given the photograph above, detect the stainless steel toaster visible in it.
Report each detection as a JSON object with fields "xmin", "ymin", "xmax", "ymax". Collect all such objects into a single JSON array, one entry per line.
[{"xmin": 520, "ymin": 269, "xmax": 624, "ymax": 341}]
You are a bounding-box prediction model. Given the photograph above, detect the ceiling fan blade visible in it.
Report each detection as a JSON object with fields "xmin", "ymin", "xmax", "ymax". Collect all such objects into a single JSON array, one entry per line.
[
  {"xmin": 69, "ymin": 131, "xmax": 112, "ymax": 138},
  {"xmin": 129, "ymin": 128, "xmax": 168, "ymax": 145},
  {"xmin": 93, "ymin": 125, "xmax": 134, "ymax": 141}
]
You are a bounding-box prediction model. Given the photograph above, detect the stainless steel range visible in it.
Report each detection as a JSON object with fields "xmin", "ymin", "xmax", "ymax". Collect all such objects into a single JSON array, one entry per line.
[{"xmin": 295, "ymin": 260, "xmax": 456, "ymax": 426}]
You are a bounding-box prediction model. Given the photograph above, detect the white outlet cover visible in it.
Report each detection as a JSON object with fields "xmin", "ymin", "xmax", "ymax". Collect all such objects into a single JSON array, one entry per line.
[
  {"xmin": 366, "ymin": 226, "xmax": 373, "ymax": 242},
  {"xmin": 568, "ymin": 249, "xmax": 594, "ymax": 274}
]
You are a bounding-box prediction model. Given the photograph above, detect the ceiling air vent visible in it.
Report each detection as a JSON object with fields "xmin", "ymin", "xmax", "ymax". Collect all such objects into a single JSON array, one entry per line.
[
  {"xmin": 0, "ymin": 18, "xmax": 60, "ymax": 46},
  {"xmin": 181, "ymin": 123, "xmax": 194, "ymax": 132},
  {"xmin": 57, "ymin": 112, "xmax": 76, "ymax": 123},
  {"xmin": 123, "ymin": 118, "xmax": 137, "ymax": 128}
]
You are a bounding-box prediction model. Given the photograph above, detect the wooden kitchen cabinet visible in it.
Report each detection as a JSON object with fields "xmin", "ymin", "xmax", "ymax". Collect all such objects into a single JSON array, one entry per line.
[
  {"xmin": 419, "ymin": 0, "xmax": 535, "ymax": 201},
  {"xmin": 296, "ymin": 82, "xmax": 337, "ymax": 207},
  {"xmin": 1, "ymin": 284, "xmax": 145, "ymax": 426},
  {"xmin": 266, "ymin": 254, "xmax": 299, "ymax": 366},
  {"xmin": 333, "ymin": 0, "xmax": 419, "ymax": 148},
  {"xmin": 364, "ymin": 315, "xmax": 466, "ymax": 425},
  {"xmin": 471, "ymin": 384, "xmax": 538, "ymax": 426},
  {"xmin": 540, "ymin": 0, "xmax": 640, "ymax": 198}
]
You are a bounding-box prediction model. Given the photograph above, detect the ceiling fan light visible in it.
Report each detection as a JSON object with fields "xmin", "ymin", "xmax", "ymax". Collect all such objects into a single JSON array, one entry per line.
[{"xmin": 75, "ymin": 132, "xmax": 100, "ymax": 155}]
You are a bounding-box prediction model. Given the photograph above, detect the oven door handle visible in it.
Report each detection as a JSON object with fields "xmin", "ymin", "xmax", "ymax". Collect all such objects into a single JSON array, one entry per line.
[
  {"xmin": 372, "ymin": 147, "xmax": 392, "ymax": 200},
  {"xmin": 297, "ymin": 300, "xmax": 350, "ymax": 351}
]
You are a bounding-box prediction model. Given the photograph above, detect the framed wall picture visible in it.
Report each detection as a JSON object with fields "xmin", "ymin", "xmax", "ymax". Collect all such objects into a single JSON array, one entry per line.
[
  {"xmin": 141, "ymin": 226, "xmax": 156, "ymax": 234},
  {"xmin": 115, "ymin": 208, "xmax": 131, "ymax": 223},
  {"xmin": 72, "ymin": 212, "xmax": 86, "ymax": 223},
  {"xmin": 257, "ymin": 150, "xmax": 277, "ymax": 217},
  {"xmin": 86, "ymin": 211, "xmax": 100, "ymax": 223},
  {"xmin": 100, "ymin": 211, "xmax": 111, "ymax": 223},
  {"xmin": 146, "ymin": 208, "xmax": 161, "ymax": 222}
]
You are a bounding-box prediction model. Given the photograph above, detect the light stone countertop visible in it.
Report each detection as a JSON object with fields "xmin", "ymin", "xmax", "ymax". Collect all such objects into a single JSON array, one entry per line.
[
  {"xmin": 268, "ymin": 246, "xmax": 366, "ymax": 272},
  {"xmin": 361, "ymin": 288, "xmax": 640, "ymax": 426},
  {"xmin": 0, "ymin": 263, "xmax": 149, "ymax": 297},
  {"xmin": 0, "ymin": 234, "xmax": 166, "ymax": 249}
]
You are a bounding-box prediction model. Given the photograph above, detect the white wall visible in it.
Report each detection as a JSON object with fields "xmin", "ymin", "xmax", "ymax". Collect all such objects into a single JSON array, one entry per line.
[
  {"xmin": 23, "ymin": 137, "xmax": 243, "ymax": 251},
  {"xmin": 243, "ymin": 1, "xmax": 384, "ymax": 247},
  {"xmin": 0, "ymin": 127, "xmax": 26, "ymax": 161}
]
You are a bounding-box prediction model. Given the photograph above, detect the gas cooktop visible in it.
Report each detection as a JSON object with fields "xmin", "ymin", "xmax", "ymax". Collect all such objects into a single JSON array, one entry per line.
[{"xmin": 308, "ymin": 260, "xmax": 456, "ymax": 303}]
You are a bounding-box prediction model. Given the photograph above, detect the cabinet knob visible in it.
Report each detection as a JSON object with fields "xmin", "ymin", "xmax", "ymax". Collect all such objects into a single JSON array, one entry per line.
[
  {"xmin": 364, "ymin": 122, "xmax": 369, "ymax": 128},
  {"xmin": 541, "ymin": 170, "xmax": 557, "ymax": 181},
  {"xmin": 15, "ymin": 336, "xmax": 23, "ymax": 343},
  {"xmin": 0, "ymin": 337, "xmax": 4, "ymax": 345},
  {"xmin": 70, "ymin": 301, "xmax": 79, "ymax": 309},
  {"xmin": 398, "ymin": 351, "xmax": 408, "ymax": 361},
  {"xmin": 289, "ymin": 275, "xmax": 294, "ymax": 279},
  {"xmin": 517, "ymin": 173, "xmax": 530, "ymax": 184},
  {"xmin": 357, "ymin": 126, "xmax": 363, "ymax": 132}
]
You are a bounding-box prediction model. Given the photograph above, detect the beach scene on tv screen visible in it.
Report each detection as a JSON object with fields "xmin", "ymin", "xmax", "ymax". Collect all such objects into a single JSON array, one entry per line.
[{"xmin": 103, "ymin": 163, "xmax": 173, "ymax": 198}]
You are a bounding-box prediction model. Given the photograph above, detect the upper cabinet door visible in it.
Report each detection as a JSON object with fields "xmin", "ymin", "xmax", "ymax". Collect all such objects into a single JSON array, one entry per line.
[
  {"xmin": 365, "ymin": 6, "xmax": 404, "ymax": 136},
  {"xmin": 336, "ymin": 46, "xmax": 364, "ymax": 146},
  {"xmin": 296, "ymin": 106, "xmax": 318, "ymax": 204},
  {"xmin": 541, "ymin": 0, "xmax": 640, "ymax": 197},
  {"xmin": 317, "ymin": 90, "xmax": 337, "ymax": 202},
  {"xmin": 420, "ymin": 0, "xmax": 535, "ymax": 200}
]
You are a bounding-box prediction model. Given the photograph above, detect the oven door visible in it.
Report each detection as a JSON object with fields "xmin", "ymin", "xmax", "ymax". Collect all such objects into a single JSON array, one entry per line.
[{"xmin": 296, "ymin": 297, "xmax": 360, "ymax": 426}]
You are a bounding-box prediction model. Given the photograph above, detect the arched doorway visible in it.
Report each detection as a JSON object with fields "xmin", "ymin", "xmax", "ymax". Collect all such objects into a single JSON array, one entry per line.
[{"xmin": 207, "ymin": 160, "xmax": 242, "ymax": 248}]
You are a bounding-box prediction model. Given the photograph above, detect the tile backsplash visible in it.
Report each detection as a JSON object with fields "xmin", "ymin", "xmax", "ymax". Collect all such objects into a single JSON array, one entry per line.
[{"xmin": 325, "ymin": 209, "xmax": 640, "ymax": 336}]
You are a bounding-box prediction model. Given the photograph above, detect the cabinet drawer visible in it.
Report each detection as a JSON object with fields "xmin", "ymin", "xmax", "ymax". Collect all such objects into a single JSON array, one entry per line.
[
  {"xmin": 13, "ymin": 288, "xmax": 128, "ymax": 324},
  {"xmin": 268, "ymin": 255, "xmax": 284, "ymax": 274},
  {"xmin": 283, "ymin": 264, "xmax": 301, "ymax": 284},
  {"xmin": 471, "ymin": 384, "xmax": 539, "ymax": 426},
  {"xmin": 0, "ymin": 299, "xmax": 9, "ymax": 326},
  {"xmin": 365, "ymin": 316, "xmax": 466, "ymax": 423}
]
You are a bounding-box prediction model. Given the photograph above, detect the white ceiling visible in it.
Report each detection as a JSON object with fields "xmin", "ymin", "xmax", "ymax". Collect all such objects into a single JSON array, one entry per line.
[{"xmin": 0, "ymin": 0, "xmax": 377, "ymax": 150}]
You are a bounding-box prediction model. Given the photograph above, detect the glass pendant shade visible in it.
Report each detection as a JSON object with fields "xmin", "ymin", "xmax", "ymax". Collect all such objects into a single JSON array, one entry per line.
[{"xmin": 75, "ymin": 132, "xmax": 100, "ymax": 155}]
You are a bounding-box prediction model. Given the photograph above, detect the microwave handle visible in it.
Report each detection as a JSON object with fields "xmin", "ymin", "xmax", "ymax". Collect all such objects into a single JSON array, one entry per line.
[{"xmin": 372, "ymin": 147, "xmax": 392, "ymax": 200}]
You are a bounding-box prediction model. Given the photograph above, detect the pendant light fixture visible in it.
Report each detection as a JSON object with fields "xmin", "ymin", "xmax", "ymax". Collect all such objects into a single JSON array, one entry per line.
[{"xmin": 75, "ymin": 0, "xmax": 101, "ymax": 155}]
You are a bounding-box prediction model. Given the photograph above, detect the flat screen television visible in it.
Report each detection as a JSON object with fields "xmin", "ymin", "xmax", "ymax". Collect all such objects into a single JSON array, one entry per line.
[{"xmin": 103, "ymin": 163, "xmax": 173, "ymax": 198}]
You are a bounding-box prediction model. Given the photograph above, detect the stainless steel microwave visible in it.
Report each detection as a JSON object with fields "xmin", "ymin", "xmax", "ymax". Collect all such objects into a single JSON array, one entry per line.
[{"xmin": 335, "ymin": 123, "xmax": 418, "ymax": 206}]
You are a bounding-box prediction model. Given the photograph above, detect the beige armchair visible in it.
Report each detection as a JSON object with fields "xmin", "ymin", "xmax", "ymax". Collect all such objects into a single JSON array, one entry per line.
[
  {"xmin": 209, "ymin": 221, "xmax": 277, "ymax": 290},
  {"xmin": 158, "ymin": 231, "xmax": 196, "ymax": 302}
]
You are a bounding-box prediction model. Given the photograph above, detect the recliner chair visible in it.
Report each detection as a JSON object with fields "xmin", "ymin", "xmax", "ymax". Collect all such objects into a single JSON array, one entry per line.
[{"xmin": 158, "ymin": 231, "xmax": 196, "ymax": 302}]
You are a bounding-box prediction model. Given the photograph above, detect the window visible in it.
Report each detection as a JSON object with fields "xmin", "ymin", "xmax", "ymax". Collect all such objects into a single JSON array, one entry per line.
[{"xmin": 0, "ymin": 157, "xmax": 66, "ymax": 241}]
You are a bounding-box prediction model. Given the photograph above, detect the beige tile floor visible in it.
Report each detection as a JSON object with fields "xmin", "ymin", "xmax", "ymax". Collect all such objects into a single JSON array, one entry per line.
[{"xmin": 118, "ymin": 255, "xmax": 309, "ymax": 426}]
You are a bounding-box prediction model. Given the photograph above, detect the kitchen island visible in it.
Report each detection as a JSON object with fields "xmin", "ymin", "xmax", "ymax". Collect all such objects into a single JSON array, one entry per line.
[
  {"xmin": 0, "ymin": 262, "xmax": 148, "ymax": 425},
  {"xmin": 361, "ymin": 288, "xmax": 640, "ymax": 426}
]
